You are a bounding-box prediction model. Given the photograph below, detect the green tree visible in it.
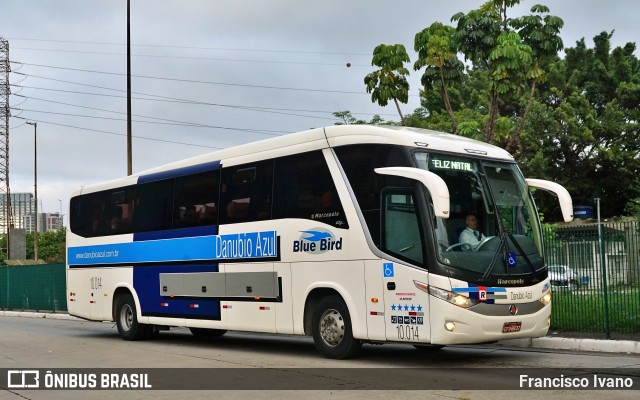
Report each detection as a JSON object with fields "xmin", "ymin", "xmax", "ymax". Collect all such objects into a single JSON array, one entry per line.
[
  {"xmin": 518, "ymin": 32, "xmax": 640, "ymax": 217},
  {"xmin": 26, "ymin": 227, "xmax": 66, "ymax": 263},
  {"xmin": 364, "ymin": 44, "xmax": 411, "ymax": 124},
  {"xmin": 413, "ymin": 22, "xmax": 464, "ymax": 132},
  {"xmin": 450, "ymin": 1, "xmax": 563, "ymax": 146},
  {"xmin": 0, "ymin": 233, "xmax": 6, "ymax": 264},
  {"xmin": 332, "ymin": 110, "xmax": 386, "ymax": 125}
]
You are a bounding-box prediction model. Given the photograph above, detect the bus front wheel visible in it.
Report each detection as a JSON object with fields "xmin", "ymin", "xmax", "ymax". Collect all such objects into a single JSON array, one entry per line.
[
  {"xmin": 115, "ymin": 293, "xmax": 151, "ymax": 340},
  {"xmin": 312, "ymin": 295, "xmax": 361, "ymax": 359}
]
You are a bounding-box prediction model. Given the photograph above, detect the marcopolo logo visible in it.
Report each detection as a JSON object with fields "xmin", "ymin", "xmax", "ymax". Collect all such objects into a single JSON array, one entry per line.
[{"xmin": 292, "ymin": 228, "xmax": 343, "ymax": 254}]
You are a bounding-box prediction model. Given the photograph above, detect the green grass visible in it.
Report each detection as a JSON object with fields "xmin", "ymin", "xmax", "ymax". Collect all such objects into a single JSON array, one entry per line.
[{"xmin": 550, "ymin": 287, "xmax": 640, "ymax": 334}]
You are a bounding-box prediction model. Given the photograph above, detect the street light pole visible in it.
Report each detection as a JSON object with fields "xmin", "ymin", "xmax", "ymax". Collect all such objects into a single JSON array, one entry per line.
[
  {"xmin": 58, "ymin": 198, "xmax": 63, "ymax": 228},
  {"xmin": 26, "ymin": 121, "xmax": 38, "ymax": 262}
]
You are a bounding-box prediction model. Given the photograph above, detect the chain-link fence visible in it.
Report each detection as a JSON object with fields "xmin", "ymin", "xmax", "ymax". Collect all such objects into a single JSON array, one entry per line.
[
  {"xmin": 544, "ymin": 221, "xmax": 640, "ymax": 337},
  {"xmin": 0, "ymin": 263, "xmax": 67, "ymax": 312}
]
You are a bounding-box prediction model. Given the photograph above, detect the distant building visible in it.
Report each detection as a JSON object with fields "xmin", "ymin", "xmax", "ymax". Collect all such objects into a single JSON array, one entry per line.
[
  {"xmin": 0, "ymin": 193, "xmax": 36, "ymax": 231},
  {"xmin": 24, "ymin": 212, "xmax": 62, "ymax": 233},
  {"xmin": 0, "ymin": 193, "xmax": 61, "ymax": 233}
]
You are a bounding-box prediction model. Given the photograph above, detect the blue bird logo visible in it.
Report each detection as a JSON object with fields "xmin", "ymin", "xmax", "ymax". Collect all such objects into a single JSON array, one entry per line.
[{"xmin": 300, "ymin": 230, "xmax": 332, "ymax": 242}]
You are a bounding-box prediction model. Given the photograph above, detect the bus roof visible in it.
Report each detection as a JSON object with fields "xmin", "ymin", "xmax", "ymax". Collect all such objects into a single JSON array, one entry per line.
[{"xmin": 74, "ymin": 125, "xmax": 514, "ymax": 195}]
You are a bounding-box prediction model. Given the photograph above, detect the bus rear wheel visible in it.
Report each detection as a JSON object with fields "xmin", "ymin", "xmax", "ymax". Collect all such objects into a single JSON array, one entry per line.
[
  {"xmin": 115, "ymin": 293, "xmax": 151, "ymax": 340},
  {"xmin": 312, "ymin": 295, "xmax": 361, "ymax": 359}
]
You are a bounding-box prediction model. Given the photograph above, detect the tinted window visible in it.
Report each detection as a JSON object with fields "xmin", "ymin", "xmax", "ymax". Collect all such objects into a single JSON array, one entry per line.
[
  {"xmin": 382, "ymin": 189, "xmax": 424, "ymax": 265},
  {"xmin": 335, "ymin": 144, "xmax": 411, "ymax": 245},
  {"xmin": 273, "ymin": 150, "xmax": 348, "ymax": 229},
  {"xmin": 220, "ymin": 160, "xmax": 273, "ymax": 224},
  {"xmin": 133, "ymin": 179, "xmax": 174, "ymax": 232},
  {"xmin": 173, "ymin": 170, "xmax": 220, "ymax": 228},
  {"xmin": 70, "ymin": 186, "xmax": 135, "ymax": 237}
]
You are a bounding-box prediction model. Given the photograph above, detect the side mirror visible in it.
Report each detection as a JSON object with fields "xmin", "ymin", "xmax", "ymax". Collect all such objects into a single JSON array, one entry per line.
[
  {"xmin": 375, "ymin": 167, "xmax": 450, "ymax": 219},
  {"xmin": 526, "ymin": 178, "xmax": 574, "ymax": 222}
]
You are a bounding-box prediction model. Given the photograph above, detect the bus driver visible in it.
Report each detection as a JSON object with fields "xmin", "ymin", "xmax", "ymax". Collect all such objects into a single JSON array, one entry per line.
[{"xmin": 459, "ymin": 212, "xmax": 485, "ymax": 250}]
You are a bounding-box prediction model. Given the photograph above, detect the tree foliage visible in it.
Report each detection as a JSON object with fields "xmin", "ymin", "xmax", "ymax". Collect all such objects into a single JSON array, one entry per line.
[
  {"xmin": 364, "ymin": 44, "xmax": 411, "ymax": 124},
  {"xmin": 414, "ymin": 22, "xmax": 464, "ymax": 132},
  {"xmin": 355, "ymin": 1, "xmax": 639, "ymax": 217},
  {"xmin": 26, "ymin": 227, "xmax": 66, "ymax": 263},
  {"xmin": 332, "ymin": 110, "xmax": 386, "ymax": 125},
  {"xmin": 517, "ymin": 32, "xmax": 640, "ymax": 217}
]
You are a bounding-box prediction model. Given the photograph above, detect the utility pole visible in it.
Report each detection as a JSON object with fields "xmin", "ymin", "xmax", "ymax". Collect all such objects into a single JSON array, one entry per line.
[
  {"xmin": 0, "ymin": 37, "xmax": 14, "ymax": 258},
  {"xmin": 127, "ymin": 0, "xmax": 133, "ymax": 175},
  {"xmin": 26, "ymin": 121, "xmax": 38, "ymax": 262}
]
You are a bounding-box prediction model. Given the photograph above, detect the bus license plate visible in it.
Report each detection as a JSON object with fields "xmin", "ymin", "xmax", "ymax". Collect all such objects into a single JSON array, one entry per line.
[{"xmin": 502, "ymin": 322, "xmax": 522, "ymax": 333}]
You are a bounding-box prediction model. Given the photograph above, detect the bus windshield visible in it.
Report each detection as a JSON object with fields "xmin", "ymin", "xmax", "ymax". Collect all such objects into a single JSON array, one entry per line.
[{"xmin": 415, "ymin": 152, "xmax": 544, "ymax": 279}]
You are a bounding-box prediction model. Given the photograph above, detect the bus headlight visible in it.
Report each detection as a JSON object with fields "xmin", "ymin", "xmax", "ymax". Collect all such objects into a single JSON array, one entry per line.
[
  {"xmin": 428, "ymin": 286, "xmax": 478, "ymax": 309},
  {"xmin": 539, "ymin": 291, "xmax": 552, "ymax": 306}
]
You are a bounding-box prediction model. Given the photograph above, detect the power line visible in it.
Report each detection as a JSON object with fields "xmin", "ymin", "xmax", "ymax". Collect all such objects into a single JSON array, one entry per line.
[
  {"xmin": 12, "ymin": 106, "xmax": 288, "ymax": 135},
  {"xmin": 11, "ymin": 115, "xmax": 227, "ymax": 149},
  {"xmin": 11, "ymin": 86, "xmax": 340, "ymax": 122},
  {"xmin": 12, "ymin": 94, "xmax": 291, "ymax": 132},
  {"xmin": 11, "ymin": 47, "xmax": 368, "ymax": 67},
  {"xmin": 11, "ymin": 62, "xmax": 368, "ymax": 95},
  {"xmin": 6, "ymin": 37, "xmax": 370, "ymax": 56},
  {"xmin": 10, "ymin": 84, "xmax": 396, "ymax": 118}
]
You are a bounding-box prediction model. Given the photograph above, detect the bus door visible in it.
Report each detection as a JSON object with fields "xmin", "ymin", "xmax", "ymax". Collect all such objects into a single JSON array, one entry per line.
[{"xmin": 380, "ymin": 189, "xmax": 431, "ymax": 344}]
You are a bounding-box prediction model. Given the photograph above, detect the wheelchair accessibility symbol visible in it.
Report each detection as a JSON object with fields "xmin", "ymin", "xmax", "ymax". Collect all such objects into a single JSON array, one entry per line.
[
  {"xmin": 383, "ymin": 263, "xmax": 394, "ymax": 277},
  {"xmin": 507, "ymin": 251, "xmax": 517, "ymax": 267}
]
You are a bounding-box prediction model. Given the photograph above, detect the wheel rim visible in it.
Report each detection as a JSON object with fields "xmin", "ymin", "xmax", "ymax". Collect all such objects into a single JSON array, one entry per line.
[
  {"xmin": 319, "ymin": 308, "xmax": 344, "ymax": 347},
  {"xmin": 120, "ymin": 303, "xmax": 133, "ymax": 331}
]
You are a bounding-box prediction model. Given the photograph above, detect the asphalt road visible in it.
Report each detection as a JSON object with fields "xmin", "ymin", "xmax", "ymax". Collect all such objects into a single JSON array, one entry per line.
[{"xmin": 0, "ymin": 315, "xmax": 638, "ymax": 400}]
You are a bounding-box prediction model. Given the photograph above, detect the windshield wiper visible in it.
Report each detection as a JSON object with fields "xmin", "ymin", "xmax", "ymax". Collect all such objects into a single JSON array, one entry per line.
[
  {"xmin": 481, "ymin": 232, "xmax": 536, "ymax": 280},
  {"xmin": 481, "ymin": 232, "xmax": 507, "ymax": 281},
  {"xmin": 507, "ymin": 232, "xmax": 536, "ymax": 274}
]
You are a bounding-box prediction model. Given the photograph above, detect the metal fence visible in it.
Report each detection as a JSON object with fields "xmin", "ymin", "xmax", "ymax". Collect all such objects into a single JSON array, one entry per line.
[
  {"xmin": 1, "ymin": 223, "xmax": 639, "ymax": 338},
  {"xmin": 544, "ymin": 220, "xmax": 640, "ymax": 337},
  {"xmin": 0, "ymin": 263, "xmax": 67, "ymax": 312}
]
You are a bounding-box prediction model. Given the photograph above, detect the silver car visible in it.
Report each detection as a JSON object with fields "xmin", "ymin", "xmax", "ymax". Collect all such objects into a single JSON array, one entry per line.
[{"xmin": 548, "ymin": 264, "xmax": 580, "ymax": 288}]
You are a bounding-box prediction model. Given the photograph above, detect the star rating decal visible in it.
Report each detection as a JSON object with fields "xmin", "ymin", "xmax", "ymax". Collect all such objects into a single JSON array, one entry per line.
[{"xmin": 389, "ymin": 304, "xmax": 426, "ymax": 312}]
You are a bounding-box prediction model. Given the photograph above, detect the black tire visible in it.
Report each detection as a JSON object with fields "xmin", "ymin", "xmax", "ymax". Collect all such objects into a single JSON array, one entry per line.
[
  {"xmin": 115, "ymin": 293, "xmax": 151, "ymax": 340},
  {"xmin": 189, "ymin": 328, "xmax": 228, "ymax": 338},
  {"xmin": 312, "ymin": 295, "xmax": 362, "ymax": 359}
]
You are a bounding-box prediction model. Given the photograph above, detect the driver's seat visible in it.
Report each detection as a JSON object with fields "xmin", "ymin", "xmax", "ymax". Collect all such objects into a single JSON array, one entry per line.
[{"xmin": 453, "ymin": 227, "xmax": 465, "ymax": 251}]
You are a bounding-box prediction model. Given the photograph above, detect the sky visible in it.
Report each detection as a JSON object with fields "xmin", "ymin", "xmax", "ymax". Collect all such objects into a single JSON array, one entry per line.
[{"xmin": 1, "ymin": 0, "xmax": 639, "ymax": 225}]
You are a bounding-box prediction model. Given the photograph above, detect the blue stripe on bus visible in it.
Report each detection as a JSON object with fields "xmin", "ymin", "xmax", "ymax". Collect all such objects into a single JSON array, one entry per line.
[
  {"xmin": 134, "ymin": 263, "xmax": 221, "ymax": 319},
  {"xmin": 133, "ymin": 225, "xmax": 218, "ymax": 241},
  {"xmin": 137, "ymin": 160, "xmax": 221, "ymax": 184},
  {"xmin": 68, "ymin": 230, "xmax": 278, "ymax": 266},
  {"xmin": 452, "ymin": 287, "xmax": 507, "ymax": 293}
]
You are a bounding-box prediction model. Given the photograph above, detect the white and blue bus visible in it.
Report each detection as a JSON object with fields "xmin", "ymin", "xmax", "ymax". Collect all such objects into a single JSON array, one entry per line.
[{"xmin": 66, "ymin": 125, "xmax": 573, "ymax": 359}]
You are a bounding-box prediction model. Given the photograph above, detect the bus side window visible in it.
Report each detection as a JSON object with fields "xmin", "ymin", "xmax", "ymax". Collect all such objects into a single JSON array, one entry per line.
[
  {"xmin": 173, "ymin": 170, "xmax": 220, "ymax": 228},
  {"xmin": 108, "ymin": 188, "xmax": 134, "ymax": 234},
  {"xmin": 273, "ymin": 150, "xmax": 348, "ymax": 228},
  {"xmin": 381, "ymin": 189, "xmax": 425, "ymax": 265},
  {"xmin": 220, "ymin": 161, "xmax": 273, "ymax": 224},
  {"xmin": 133, "ymin": 179, "xmax": 174, "ymax": 232},
  {"xmin": 335, "ymin": 144, "xmax": 411, "ymax": 243}
]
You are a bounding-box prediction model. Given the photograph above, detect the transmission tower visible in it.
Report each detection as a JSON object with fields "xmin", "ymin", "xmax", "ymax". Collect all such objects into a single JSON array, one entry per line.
[{"xmin": 0, "ymin": 37, "xmax": 14, "ymax": 256}]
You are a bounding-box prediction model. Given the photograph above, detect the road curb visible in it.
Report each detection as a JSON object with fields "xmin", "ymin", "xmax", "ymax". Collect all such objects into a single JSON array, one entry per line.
[
  {"xmin": 0, "ymin": 310, "xmax": 81, "ymax": 321},
  {"xmin": 496, "ymin": 336, "xmax": 640, "ymax": 354}
]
